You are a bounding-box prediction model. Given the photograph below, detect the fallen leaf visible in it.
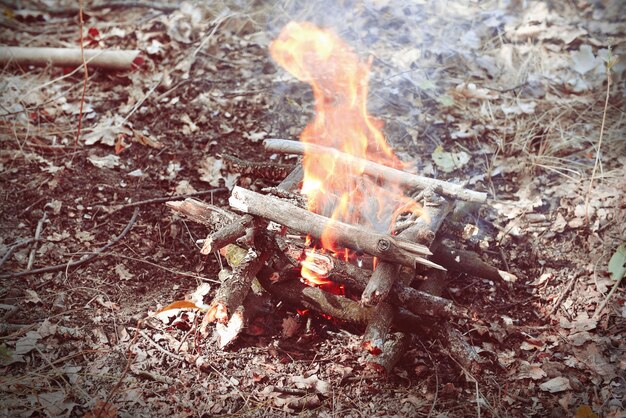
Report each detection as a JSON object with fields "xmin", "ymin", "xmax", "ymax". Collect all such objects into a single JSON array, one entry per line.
[
  {"xmin": 539, "ymin": 376, "xmax": 571, "ymax": 393},
  {"xmin": 47, "ymin": 231, "xmax": 70, "ymax": 242},
  {"xmin": 114, "ymin": 263, "xmax": 134, "ymax": 281},
  {"xmin": 515, "ymin": 361, "xmax": 546, "ymax": 380},
  {"xmin": 575, "ymin": 405, "xmax": 598, "ymax": 418},
  {"xmin": 84, "ymin": 115, "xmax": 132, "ymax": 146},
  {"xmin": 453, "ymin": 82, "xmax": 499, "ymax": 100},
  {"xmin": 24, "ymin": 289, "xmax": 42, "ymax": 304},
  {"xmin": 75, "ymin": 230, "xmax": 95, "ymax": 243},
  {"xmin": 14, "ymin": 331, "xmax": 41, "ymax": 355},
  {"xmin": 88, "ymin": 154, "xmax": 121, "ymax": 169},
  {"xmin": 34, "ymin": 391, "xmax": 76, "ymax": 417},
  {"xmin": 571, "ymin": 45, "xmax": 600, "ymax": 75},
  {"xmin": 292, "ymin": 374, "xmax": 330, "ymax": 395},
  {"xmin": 431, "ymin": 145, "xmax": 470, "ymax": 173},
  {"xmin": 608, "ymin": 243, "xmax": 626, "ymax": 281}
]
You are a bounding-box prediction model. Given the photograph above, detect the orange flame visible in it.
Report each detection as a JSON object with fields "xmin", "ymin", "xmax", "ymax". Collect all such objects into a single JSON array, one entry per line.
[{"xmin": 270, "ymin": 22, "xmax": 423, "ymax": 283}]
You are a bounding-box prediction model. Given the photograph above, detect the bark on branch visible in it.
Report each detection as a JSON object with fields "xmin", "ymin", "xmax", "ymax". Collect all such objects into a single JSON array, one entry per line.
[
  {"xmin": 0, "ymin": 47, "xmax": 140, "ymax": 70},
  {"xmin": 229, "ymin": 187, "xmax": 443, "ymax": 270},
  {"xmin": 264, "ymin": 139, "xmax": 487, "ymax": 203}
]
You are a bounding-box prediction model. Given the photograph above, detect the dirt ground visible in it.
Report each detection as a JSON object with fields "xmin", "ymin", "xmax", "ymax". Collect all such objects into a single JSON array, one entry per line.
[{"xmin": 1, "ymin": 1, "xmax": 625, "ymax": 417}]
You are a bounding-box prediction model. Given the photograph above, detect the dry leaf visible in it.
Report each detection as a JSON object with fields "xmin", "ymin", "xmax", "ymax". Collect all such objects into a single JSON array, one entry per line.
[
  {"xmin": 292, "ymin": 374, "xmax": 331, "ymax": 395},
  {"xmin": 15, "ymin": 331, "xmax": 41, "ymax": 355},
  {"xmin": 539, "ymin": 376, "xmax": 571, "ymax": 393},
  {"xmin": 88, "ymin": 154, "xmax": 121, "ymax": 169},
  {"xmin": 24, "ymin": 289, "xmax": 41, "ymax": 304}
]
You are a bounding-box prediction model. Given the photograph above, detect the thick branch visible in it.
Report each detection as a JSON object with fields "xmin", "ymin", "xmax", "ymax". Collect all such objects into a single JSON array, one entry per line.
[
  {"xmin": 366, "ymin": 332, "xmax": 411, "ymax": 374},
  {"xmin": 229, "ymin": 187, "xmax": 441, "ymax": 270},
  {"xmin": 431, "ymin": 243, "xmax": 518, "ymax": 283},
  {"xmin": 264, "ymin": 139, "xmax": 487, "ymax": 203}
]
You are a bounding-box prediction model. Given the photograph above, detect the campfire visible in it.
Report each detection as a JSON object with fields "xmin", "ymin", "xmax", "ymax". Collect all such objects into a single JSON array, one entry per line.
[{"xmin": 166, "ymin": 22, "xmax": 512, "ymax": 374}]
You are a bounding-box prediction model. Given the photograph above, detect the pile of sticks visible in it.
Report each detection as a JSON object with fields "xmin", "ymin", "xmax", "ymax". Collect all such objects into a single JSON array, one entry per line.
[{"xmin": 167, "ymin": 139, "xmax": 514, "ymax": 374}]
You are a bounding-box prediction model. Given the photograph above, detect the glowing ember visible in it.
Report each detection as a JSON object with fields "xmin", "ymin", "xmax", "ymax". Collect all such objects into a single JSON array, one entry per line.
[{"xmin": 270, "ymin": 22, "xmax": 423, "ymax": 284}]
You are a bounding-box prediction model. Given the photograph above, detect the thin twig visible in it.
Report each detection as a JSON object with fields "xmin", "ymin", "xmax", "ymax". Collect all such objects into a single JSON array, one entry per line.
[
  {"xmin": 548, "ymin": 273, "xmax": 581, "ymax": 316},
  {"xmin": 137, "ymin": 329, "xmax": 185, "ymax": 361},
  {"xmin": 77, "ymin": 251, "xmax": 219, "ymax": 283},
  {"xmin": 584, "ymin": 52, "xmax": 613, "ymax": 222},
  {"xmin": 74, "ymin": 0, "xmax": 88, "ymax": 153},
  {"xmin": 26, "ymin": 212, "xmax": 47, "ymax": 270},
  {"xmin": 97, "ymin": 187, "xmax": 228, "ymax": 219},
  {"xmin": 0, "ymin": 238, "xmax": 38, "ymax": 268},
  {"xmin": 593, "ymin": 275, "xmax": 624, "ymax": 320},
  {"xmin": 0, "ymin": 208, "xmax": 139, "ymax": 280}
]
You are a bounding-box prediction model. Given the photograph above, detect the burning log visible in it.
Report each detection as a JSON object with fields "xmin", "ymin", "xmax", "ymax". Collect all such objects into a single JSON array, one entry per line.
[
  {"xmin": 228, "ymin": 186, "xmax": 443, "ymax": 271},
  {"xmin": 256, "ymin": 267, "xmax": 434, "ymax": 335},
  {"xmin": 296, "ymin": 248, "xmax": 465, "ymax": 319},
  {"xmin": 264, "ymin": 139, "xmax": 488, "ymax": 203}
]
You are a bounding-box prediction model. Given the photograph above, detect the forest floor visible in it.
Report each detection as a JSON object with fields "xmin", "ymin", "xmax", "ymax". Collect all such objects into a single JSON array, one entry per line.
[{"xmin": 0, "ymin": 1, "xmax": 625, "ymax": 417}]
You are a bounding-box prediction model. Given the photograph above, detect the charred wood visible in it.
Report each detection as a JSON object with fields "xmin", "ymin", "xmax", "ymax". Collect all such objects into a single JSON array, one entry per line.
[{"xmin": 256, "ymin": 269, "xmax": 434, "ymax": 335}]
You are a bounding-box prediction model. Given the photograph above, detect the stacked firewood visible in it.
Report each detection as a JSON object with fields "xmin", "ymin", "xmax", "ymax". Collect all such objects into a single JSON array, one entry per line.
[{"xmin": 167, "ymin": 139, "xmax": 516, "ymax": 374}]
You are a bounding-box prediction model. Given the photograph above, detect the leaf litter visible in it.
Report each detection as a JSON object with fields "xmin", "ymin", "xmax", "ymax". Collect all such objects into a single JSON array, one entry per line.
[{"xmin": 0, "ymin": 0, "xmax": 624, "ymax": 416}]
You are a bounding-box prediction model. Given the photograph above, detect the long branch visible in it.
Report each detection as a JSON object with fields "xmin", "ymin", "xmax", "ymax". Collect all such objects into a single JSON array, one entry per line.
[
  {"xmin": 229, "ymin": 187, "xmax": 443, "ymax": 270},
  {"xmin": 264, "ymin": 139, "xmax": 487, "ymax": 203}
]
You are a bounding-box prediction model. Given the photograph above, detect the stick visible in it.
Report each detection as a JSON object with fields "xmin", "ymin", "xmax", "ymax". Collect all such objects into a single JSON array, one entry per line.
[
  {"xmin": 229, "ymin": 187, "xmax": 440, "ymax": 270},
  {"xmin": 0, "ymin": 238, "xmax": 37, "ymax": 269},
  {"xmin": 203, "ymin": 248, "xmax": 269, "ymax": 325},
  {"xmin": 26, "ymin": 212, "xmax": 47, "ymax": 271},
  {"xmin": 366, "ymin": 332, "xmax": 411, "ymax": 374},
  {"xmin": 166, "ymin": 198, "xmax": 237, "ymax": 228},
  {"xmin": 362, "ymin": 197, "xmax": 453, "ymax": 356},
  {"xmin": 362, "ymin": 197, "xmax": 454, "ymax": 306},
  {"xmin": 0, "ymin": 208, "xmax": 139, "ymax": 280},
  {"xmin": 200, "ymin": 215, "xmax": 253, "ymax": 255},
  {"xmin": 99, "ymin": 188, "xmax": 227, "ymax": 219},
  {"xmin": 0, "ymin": 47, "xmax": 140, "ymax": 70},
  {"xmin": 277, "ymin": 163, "xmax": 304, "ymax": 192},
  {"xmin": 431, "ymin": 243, "xmax": 518, "ymax": 283},
  {"xmin": 264, "ymin": 139, "xmax": 487, "ymax": 203}
]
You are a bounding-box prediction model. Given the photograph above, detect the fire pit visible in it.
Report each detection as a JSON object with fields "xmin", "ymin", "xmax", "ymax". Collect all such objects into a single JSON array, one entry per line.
[{"xmin": 166, "ymin": 21, "xmax": 513, "ymax": 375}]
